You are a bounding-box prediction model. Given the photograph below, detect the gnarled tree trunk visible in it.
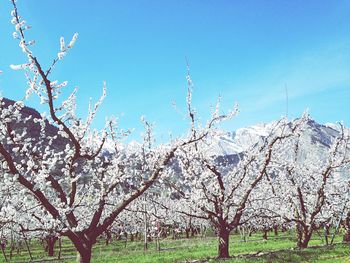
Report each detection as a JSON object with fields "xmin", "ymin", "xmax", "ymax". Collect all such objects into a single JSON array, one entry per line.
[
  {"xmin": 76, "ymin": 245, "xmax": 92, "ymax": 263},
  {"xmin": 296, "ymin": 223, "xmax": 313, "ymax": 249},
  {"xmin": 45, "ymin": 236, "xmax": 58, "ymax": 257},
  {"xmin": 262, "ymin": 228, "xmax": 268, "ymax": 240},
  {"xmin": 69, "ymin": 232, "xmax": 95, "ymax": 263},
  {"xmin": 218, "ymin": 227, "xmax": 230, "ymax": 258},
  {"xmin": 273, "ymin": 225, "xmax": 278, "ymax": 236},
  {"xmin": 343, "ymin": 212, "xmax": 350, "ymax": 242}
]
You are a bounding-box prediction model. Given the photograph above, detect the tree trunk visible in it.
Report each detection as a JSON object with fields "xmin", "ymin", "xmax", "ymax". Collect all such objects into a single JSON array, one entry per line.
[
  {"xmin": 143, "ymin": 196, "xmax": 148, "ymax": 251},
  {"xmin": 343, "ymin": 212, "xmax": 350, "ymax": 242},
  {"xmin": 9, "ymin": 229, "xmax": 14, "ymax": 260},
  {"xmin": 296, "ymin": 223, "xmax": 312, "ymax": 249},
  {"xmin": 156, "ymin": 235, "xmax": 160, "ymax": 251},
  {"xmin": 1, "ymin": 242, "xmax": 8, "ymax": 263},
  {"xmin": 218, "ymin": 227, "xmax": 230, "ymax": 259},
  {"xmin": 69, "ymin": 233, "xmax": 94, "ymax": 263},
  {"xmin": 172, "ymin": 229, "xmax": 176, "ymax": 240},
  {"xmin": 324, "ymin": 225, "xmax": 330, "ymax": 245},
  {"xmin": 57, "ymin": 237, "xmax": 62, "ymax": 260},
  {"xmin": 200, "ymin": 225, "xmax": 206, "ymax": 238},
  {"xmin": 191, "ymin": 226, "xmax": 196, "ymax": 237},
  {"xmin": 185, "ymin": 228, "xmax": 190, "ymax": 239},
  {"xmin": 46, "ymin": 236, "xmax": 58, "ymax": 257},
  {"xmin": 300, "ymin": 233, "xmax": 312, "ymax": 249},
  {"xmin": 262, "ymin": 229, "xmax": 268, "ymax": 240},
  {"xmin": 105, "ymin": 231, "xmax": 112, "ymax": 246},
  {"xmin": 296, "ymin": 223, "xmax": 303, "ymax": 248},
  {"xmin": 344, "ymin": 231, "xmax": 350, "ymax": 242},
  {"xmin": 21, "ymin": 232, "xmax": 33, "ymax": 261},
  {"xmin": 343, "ymin": 222, "xmax": 350, "ymax": 242},
  {"xmin": 16, "ymin": 241, "xmax": 21, "ymax": 255},
  {"xmin": 76, "ymin": 247, "xmax": 92, "ymax": 263}
]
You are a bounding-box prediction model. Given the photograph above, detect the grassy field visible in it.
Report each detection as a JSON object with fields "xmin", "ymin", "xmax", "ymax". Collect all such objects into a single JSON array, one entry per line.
[{"xmin": 1, "ymin": 231, "xmax": 349, "ymax": 262}]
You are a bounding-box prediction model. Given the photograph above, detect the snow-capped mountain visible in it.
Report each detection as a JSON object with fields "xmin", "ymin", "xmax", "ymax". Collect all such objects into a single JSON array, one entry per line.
[
  {"xmin": 205, "ymin": 118, "xmax": 342, "ymax": 158},
  {"xmin": 4, "ymin": 96, "xmax": 343, "ymax": 164},
  {"xmin": 205, "ymin": 122, "xmax": 276, "ymax": 156}
]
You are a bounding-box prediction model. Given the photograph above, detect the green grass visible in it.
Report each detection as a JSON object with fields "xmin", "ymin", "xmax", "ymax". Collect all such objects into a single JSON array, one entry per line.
[
  {"xmin": 0, "ymin": 231, "xmax": 349, "ymax": 262},
  {"xmin": 227, "ymin": 244, "xmax": 350, "ymax": 263}
]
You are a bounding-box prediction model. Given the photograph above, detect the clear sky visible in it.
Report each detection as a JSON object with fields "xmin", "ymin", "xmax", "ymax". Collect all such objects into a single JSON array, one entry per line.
[{"xmin": 0, "ymin": 1, "xmax": 350, "ymax": 141}]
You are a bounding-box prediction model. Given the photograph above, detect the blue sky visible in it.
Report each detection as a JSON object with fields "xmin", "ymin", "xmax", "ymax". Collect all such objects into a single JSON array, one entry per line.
[{"xmin": 0, "ymin": 1, "xmax": 350, "ymax": 140}]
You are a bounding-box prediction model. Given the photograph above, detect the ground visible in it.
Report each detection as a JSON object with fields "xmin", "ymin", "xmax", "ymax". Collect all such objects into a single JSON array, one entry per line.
[{"xmin": 1, "ymin": 231, "xmax": 349, "ymax": 262}]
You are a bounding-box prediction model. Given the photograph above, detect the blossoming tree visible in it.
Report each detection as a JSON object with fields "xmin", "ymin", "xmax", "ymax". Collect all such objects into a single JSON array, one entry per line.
[
  {"xmin": 170, "ymin": 118, "xmax": 305, "ymax": 258},
  {"xmin": 0, "ymin": 1, "xmax": 235, "ymax": 262},
  {"xmin": 270, "ymin": 120, "xmax": 350, "ymax": 248}
]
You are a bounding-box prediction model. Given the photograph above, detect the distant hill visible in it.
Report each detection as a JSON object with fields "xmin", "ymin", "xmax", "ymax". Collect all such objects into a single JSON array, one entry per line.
[{"xmin": 1, "ymin": 97, "xmax": 344, "ymax": 178}]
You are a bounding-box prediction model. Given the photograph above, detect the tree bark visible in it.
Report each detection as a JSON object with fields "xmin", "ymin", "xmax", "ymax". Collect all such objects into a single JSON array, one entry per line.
[
  {"xmin": 263, "ymin": 229, "xmax": 268, "ymax": 240},
  {"xmin": 185, "ymin": 228, "xmax": 190, "ymax": 239},
  {"xmin": 143, "ymin": 196, "xmax": 148, "ymax": 251},
  {"xmin": 1, "ymin": 242, "xmax": 8, "ymax": 263},
  {"xmin": 296, "ymin": 223, "xmax": 312, "ymax": 249},
  {"xmin": 105, "ymin": 230, "xmax": 112, "ymax": 246},
  {"xmin": 76, "ymin": 247, "xmax": 92, "ymax": 263},
  {"xmin": 172, "ymin": 229, "xmax": 176, "ymax": 240},
  {"xmin": 324, "ymin": 225, "xmax": 330, "ymax": 245},
  {"xmin": 299, "ymin": 234, "xmax": 312, "ymax": 249},
  {"xmin": 156, "ymin": 235, "xmax": 160, "ymax": 251},
  {"xmin": 343, "ymin": 212, "xmax": 350, "ymax": 242},
  {"xmin": 218, "ymin": 227, "xmax": 230, "ymax": 259},
  {"xmin": 68, "ymin": 232, "xmax": 95, "ymax": 263},
  {"xmin": 21, "ymin": 231, "xmax": 33, "ymax": 261},
  {"xmin": 46, "ymin": 236, "xmax": 58, "ymax": 257},
  {"xmin": 343, "ymin": 231, "xmax": 350, "ymax": 242}
]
